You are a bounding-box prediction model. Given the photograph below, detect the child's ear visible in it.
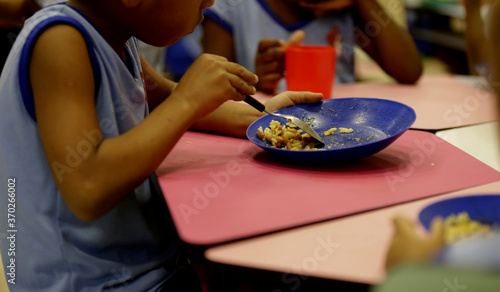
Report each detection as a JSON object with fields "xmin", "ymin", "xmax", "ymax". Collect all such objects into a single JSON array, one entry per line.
[{"xmin": 121, "ymin": 0, "xmax": 141, "ymax": 8}]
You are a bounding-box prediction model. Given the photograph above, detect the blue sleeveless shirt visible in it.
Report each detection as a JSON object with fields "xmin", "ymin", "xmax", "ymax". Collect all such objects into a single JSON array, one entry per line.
[{"xmin": 0, "ymin": 4, "xmax": 177, "ymax": 291}]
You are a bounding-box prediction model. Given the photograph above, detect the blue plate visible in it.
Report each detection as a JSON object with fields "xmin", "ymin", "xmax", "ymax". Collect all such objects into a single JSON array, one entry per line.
[
  {"xmin": 246, "ymin": 97, "xmax": 416, "ymax": 164},
  {"xmin": 419, "ymin": 195, "xmax": 500, "ymax": 231}
]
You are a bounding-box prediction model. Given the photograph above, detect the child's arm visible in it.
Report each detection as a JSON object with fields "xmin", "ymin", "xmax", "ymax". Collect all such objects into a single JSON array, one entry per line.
[
  {"xmin": 254, "ymin": 31, "xmax": 305, "ymax": 93},
  {"xmin": 202, "ymin": 18, "xmax": 236, "ymax": 62},
  {"xmin": 139, "ymin": 54, "xmax": 177, "ymax": 111},
  {"xmin": 253, "ymin": 39, "xmax": 286, "ymax": 93},
  {"xmin": 190, "ymin": 90, "xmax": 323, "ymax": 137},
  {"xmin": 463, "ymin": 0, "xmax": 488, "ymax": 75},
  {"xmin": 352, "ymin": 0, "xmax": 422, "ymax": 84},
  {"xmin": 488, "ymin": 1, "xmax": 500, "ymax": 117},
  {"xmin": 30, "ymin": 25, "xmax": 258, "ymax": 221}
]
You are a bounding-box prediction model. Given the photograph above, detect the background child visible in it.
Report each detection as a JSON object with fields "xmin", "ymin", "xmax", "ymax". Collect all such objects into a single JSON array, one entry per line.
[
  {"xmin": 0, "ymin": 0, "xmax": 322, "ymax": 291},
  {"xmin": 202, "ymin": 0, "xmax": 423, "ymax": 93}
]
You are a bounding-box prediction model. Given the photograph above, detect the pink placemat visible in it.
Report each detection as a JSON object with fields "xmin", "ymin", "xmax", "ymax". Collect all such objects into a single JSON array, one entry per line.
[
  {"xmin": 156, "ymin": 130, "xmax": 500, "ymax": 245},
  {"xmin": 204, "ymin": 182, "xmax": 500, "ymax": 284},
  {"xmin": 331, "ymin": 75, "xmax": 498, "ymax": 130}
]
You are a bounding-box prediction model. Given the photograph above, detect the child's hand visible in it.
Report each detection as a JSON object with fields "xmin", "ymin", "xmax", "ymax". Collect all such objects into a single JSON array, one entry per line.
[
  {"xmin": 255, "ymin": 30, "xmax": 305, "ymax": 93},
  {"xmin": 264, "ymin": 91, "xmax": 323, "ymax": 111},
  {"xmin": 254, "ymin": 39, "xmax": 285, "ymax": 93},
  {"xmin": 173, "ymin": 53, "xmax": 258, "ymax": 118},
  {"xmin": 385, "ymin": 216, "xmax": 445, "ymax": 270},
  {"xmin": 295, "ymin": 0, "xmax": 354, "ymax": 17}
]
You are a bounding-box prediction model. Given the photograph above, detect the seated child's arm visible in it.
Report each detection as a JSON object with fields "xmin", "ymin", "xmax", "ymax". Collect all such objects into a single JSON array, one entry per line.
[
  {"xmin": 142, "ymin": 38, "xmax": 323, "ymax": 137},
  {"xmin": 254, "ymin": 39, "xmax": 286, "ymax": 94},
  {"xmin": 463, "ymin": 0, "xmax": 489, "ymax": 75},
  {"xmin": 254, "ymin": 31, "xmax": 305, "ymax": 93},
  {"xmin": 489, "ymin": 1, "xmax": 500, "ymax": 99},
  {"xmin": 30, "ymin": 25, "xmax": 258, "ymax": 221},
  {"xmin": 190, "ymin": 90, "xmax": 323, "ymax": 137},
  {"xmin": 352, "ymin": 0, "xmax": 422, "ymax": 84},
  {"xmin": 139, "ymin": 54, "xmax": 177, "ymax": 111},
  {"xmin": 202, "ymin": 17, "xmax": 236, "ymax": 62}
]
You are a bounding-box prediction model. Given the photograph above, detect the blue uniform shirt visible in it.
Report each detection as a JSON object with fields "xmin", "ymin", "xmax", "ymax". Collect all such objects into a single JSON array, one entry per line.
[{"xmin": 0, "ymin": 4, "xmax": 177, "ymax": 291}]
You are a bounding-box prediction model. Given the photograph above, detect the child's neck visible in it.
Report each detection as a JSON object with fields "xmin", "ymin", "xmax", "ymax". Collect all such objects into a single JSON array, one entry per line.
[
  {"xmin": 66, "ymin": 0, "xmax": 130, "ymax": 62},
  {"xmin": 265, "ymin": 0, "xmax": 313, "ymax": 24}
]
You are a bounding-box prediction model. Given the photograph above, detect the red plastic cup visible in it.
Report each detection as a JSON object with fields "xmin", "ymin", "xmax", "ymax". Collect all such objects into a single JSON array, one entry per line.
[{"xmin": 285, "ymin": 45, "xmax": 336, "ymax": 99}]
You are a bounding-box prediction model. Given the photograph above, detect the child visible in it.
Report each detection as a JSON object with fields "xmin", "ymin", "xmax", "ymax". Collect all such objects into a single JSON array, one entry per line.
[
  {"xmin": 0, "ymin": 0, "xmax": 323, "ymax": 291},
  {"xmin": 202, "ymin": 0, "xmax": 423, "ymax": 93}
]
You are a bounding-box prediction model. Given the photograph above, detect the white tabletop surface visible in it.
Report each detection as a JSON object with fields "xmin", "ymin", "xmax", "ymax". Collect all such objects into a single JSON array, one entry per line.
[{"xmin": 436, "ymin": 121, "xmax": 500, "ymax": 171}]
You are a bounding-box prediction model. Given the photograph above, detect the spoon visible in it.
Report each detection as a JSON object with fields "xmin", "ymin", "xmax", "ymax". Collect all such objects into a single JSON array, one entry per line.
[{"xmin": 244, "ymin": 95, "xmax": 324, "ymax": 144}]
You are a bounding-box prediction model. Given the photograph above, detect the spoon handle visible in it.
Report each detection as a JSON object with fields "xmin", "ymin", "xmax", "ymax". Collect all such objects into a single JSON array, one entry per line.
[{"xmin": 244, "ymin": 95, "xmax": 266, "ymax": 112}]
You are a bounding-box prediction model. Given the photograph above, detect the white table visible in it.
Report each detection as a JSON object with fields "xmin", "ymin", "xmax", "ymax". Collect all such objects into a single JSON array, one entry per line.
[{"xmin": 436, "ymin": 122, "xmax": 500, "ymax": 171}]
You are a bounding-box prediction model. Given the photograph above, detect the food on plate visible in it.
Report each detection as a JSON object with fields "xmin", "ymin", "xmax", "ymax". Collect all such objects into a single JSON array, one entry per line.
[
  {"xmin": 443, "ymin": 212, "xmax": 494, "ymax": 243},
  {"xmin": 257, "ymin": 120, "xmax": 321, "ymax": 150},
  {"xmin": 339, "ymin": 127, "xmax": 354, "ymax": 133},
  {"xmin": 324, "ymin": 127, "xmax": 354, "ymax": 136},
  {"xmin": 324, "ymin": 127, "xmax": 337, "ymax": 136},
  {"xmin": 256, "ymin": 121, "xmax": 357, "ymax": 151}
]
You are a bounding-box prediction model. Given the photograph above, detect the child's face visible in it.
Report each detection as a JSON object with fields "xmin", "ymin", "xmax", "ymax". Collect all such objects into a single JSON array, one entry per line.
[{"xmin": 135, "ymin": 0, "xmax": 214, "ymax": 46}]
